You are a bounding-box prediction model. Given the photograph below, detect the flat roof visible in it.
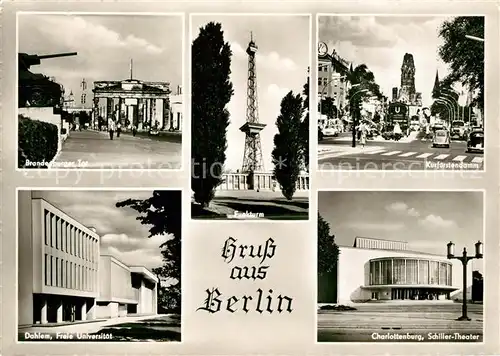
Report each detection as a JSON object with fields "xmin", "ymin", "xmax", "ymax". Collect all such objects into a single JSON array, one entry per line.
[
  {"xmin": 340, "ymin": 245, "xmax": 445, "ymax": 257},
  {"xmin": 130, "ymin": 266, "xmax": 158, "ymax": 283},
  {"xmin": 32, "ymin": 196, "xmax": 100, "ymax": 239}
]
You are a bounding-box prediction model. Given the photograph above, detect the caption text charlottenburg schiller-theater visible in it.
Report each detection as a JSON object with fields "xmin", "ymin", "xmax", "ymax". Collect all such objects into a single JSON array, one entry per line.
[{"xmin": 18, "ymin": 191, "xmax": 158, "ymax": 326}]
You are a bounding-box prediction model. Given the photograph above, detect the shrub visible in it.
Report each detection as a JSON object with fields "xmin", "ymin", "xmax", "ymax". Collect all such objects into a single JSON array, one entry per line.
[{"xmin": 18, "ymin": 115, "xmax": 58, "ymax": 168}]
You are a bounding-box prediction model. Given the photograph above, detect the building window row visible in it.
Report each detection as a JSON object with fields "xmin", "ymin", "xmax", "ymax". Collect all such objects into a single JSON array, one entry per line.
[
  {"xmin": 44, "ymin": 209, "xmax": 98, "ymax": 263},
  {"xmin": 369, "ymin": 258, "xmax": 452, "ymax": 286},
  {"xmin": 44, "ymin": 253, "xmax": 97, "ymax": 292},
  {"xmin": 357, "ymin": 238, "xmax": 407, "ymax": 251}
]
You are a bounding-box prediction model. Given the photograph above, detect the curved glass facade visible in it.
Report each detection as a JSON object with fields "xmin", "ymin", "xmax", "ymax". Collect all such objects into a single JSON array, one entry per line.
[{"xmin": 369, "ymin": 258, "xmax": 452, "ymax": 286}]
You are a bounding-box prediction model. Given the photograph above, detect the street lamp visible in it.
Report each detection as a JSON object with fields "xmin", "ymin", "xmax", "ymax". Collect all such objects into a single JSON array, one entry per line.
[
  {"xmin": 350, "ymin": 87, "xmax": 369, "ymax": 148},
  {"xmin": 447, "ymin": 240, "xmax": 483, "ymax": 321},
  {"xmin": 440, "ymin": 89, "xmax": 461, "ymax": 117},
  {"xmin": 435, "ymin": 98, "xmax": 455, "ymax": 123}
]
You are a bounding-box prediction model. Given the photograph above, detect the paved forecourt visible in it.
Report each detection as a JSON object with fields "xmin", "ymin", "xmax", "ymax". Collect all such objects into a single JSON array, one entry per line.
[
  {"xmin": 317, "ymin": 302, "xmax": 483, "ymax": 342},
  {"xmin": 51, "ymin": 130, "xmax": 182, "ymax": 169}
]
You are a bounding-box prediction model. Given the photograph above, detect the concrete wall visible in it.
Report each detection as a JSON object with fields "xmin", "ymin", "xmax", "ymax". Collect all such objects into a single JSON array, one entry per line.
[
  {"xmin": 99, "ymin": 255, "xmax": 136, "ymax": 302},
  {"xmin": 99, "ymin": 257, "xmax": 111, "ymax": 300},
  {"xmin": 96, "ymin": 301, "xmax": 120, "ymax": 319},
  {"xmin": 110, "ymin": 258, "xmax": 135, "ymax": 300},
  {"xmin": 18, "ymin": 191, "xmax": 34, "ymax": 326},
  {"xmin": 336, "ymin": 246, "xmax": 473, "ymax": 304}
]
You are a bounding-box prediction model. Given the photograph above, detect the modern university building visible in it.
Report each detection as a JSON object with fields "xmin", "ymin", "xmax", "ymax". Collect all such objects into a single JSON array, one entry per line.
[
  {"xmin": 319, "ymin": 237, "xmax": 474, "ymax": 304},
  {"xmin": 18, "ymin": 191, "xmax": 158, "ymax": 326}
]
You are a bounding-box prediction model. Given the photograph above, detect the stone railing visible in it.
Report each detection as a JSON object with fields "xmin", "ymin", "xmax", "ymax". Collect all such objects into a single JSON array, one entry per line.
[{"xmin": 218, "ymin": 172, "xmax": 309, "ymax": 191}]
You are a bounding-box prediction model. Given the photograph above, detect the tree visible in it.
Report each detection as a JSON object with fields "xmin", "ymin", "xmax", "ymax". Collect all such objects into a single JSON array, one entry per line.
[
  {"xmin": 346, "ymin": 64, "xmax": 383, "ymax": 130},
  {"xmin": 438, "ymin": 16, "xmax": 484, "ymax": 110},
  {"xmin": 347, "ymin": 64, "xmax": 383, "ymax": 101},
  {"xmin": 300, "ymin": 76, "xmax": 309, "ymax": 172},
  {"xmin": 116, "ymin": 190, "xmax": 182, "ymax": 313},
  {"xmin": 272, "ymin": 91, "xmax": 304, "ymax": 200},
  {"xmin": 318, "ymin": 213, "xmax": 339, "ymax": 274},
  {"xmin": 191, "ymin": 22, "xmax": 234, "ymax": 207}
]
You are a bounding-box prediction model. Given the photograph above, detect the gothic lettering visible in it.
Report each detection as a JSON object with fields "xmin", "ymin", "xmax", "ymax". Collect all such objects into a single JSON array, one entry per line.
[
  {"xmin": 229, "ymin": 265, "xmax": 269, "ymax": 280},
  {"xmin": 221, "ymin": 237, "xmax": 276, "ymax": 264},
  {"xmin": 197, "ymin": 288, "xmax": 294, "ymax": 314}
]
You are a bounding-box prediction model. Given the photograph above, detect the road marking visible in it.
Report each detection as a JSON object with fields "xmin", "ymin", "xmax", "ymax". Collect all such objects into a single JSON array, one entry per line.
[
  {"xmin": 363, "ymin": 149, "xmax": 388, "ymax": 155},
  {"xmin": 399, "ymin": 152, "xmax": 417, "ymax": 157},
  {"xmin": 416, "ymin": 153, "xmax": 433, "ymax": 159},
  {"xmin": 434, "ymin": 154, "xmax": 450, "ymax": 160},
  {"xmin": 381, "ymin": 151, "xmax": 402, "ymax": 156},
  {"xmin": 471, "ymin": 156, "xmax": 484, "ymax": 164},
  {"xmin": 452, "ymin": 155, "xmax": 467, "ymax": 162}
]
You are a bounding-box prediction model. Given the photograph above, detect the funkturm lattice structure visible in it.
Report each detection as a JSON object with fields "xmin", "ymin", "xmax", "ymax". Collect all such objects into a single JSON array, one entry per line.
[{"xmin": 240, "ymin": 33, "xmax": 266, "ymax": 173}]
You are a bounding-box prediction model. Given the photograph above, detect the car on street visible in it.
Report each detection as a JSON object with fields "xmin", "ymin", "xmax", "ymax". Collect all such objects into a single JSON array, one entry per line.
[
  {"xmin": 321, "ymin": 126, "xmax": 339, "ymax": 138},
  {"xmin": 450, "ymin": 120, "xmax": 467, "ymax": 140},
  {"xmin": 432, "ymin": 129, "xmax": 450, "ymax": 148},
  {"xmin": 466, "ymin": 129, "xmax": 484, "ymax": 153}
]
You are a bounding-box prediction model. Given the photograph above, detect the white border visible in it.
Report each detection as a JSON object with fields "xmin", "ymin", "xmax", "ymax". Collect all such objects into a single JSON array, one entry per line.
[
  {"xmin": 15, "ymin": 186, "xmax": 185, "ymax": 345},
  {"xmin": 315, "ymin": 13, "xmax": 487, "ymax": 174},
  {"xmin": 188, "ymin": 12, "xmax": 313, "ymax": 223},
  {"xmin": 314, "ymin": 188, "xmax": 487, "ymax": 345},
  {"xmin": 15, "ymin": 11, "xmax": 186, "ymax": 173}
]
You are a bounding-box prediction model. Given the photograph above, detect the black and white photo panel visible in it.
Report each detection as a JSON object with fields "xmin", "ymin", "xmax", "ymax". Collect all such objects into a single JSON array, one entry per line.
[
  {"xmin": 317, "ymin": 15, "xmax": 485, "ymax": 172},
  {"xmin": 17, "ymin": 13, "xmax": 184, "ymax": 170},
  {"xmin": 317, "ymin": 190, "xmax": 484, "ymax": 343},
  {"xmin": 190, "ymin": 14, "xmax": 311, "ymax": 220}
]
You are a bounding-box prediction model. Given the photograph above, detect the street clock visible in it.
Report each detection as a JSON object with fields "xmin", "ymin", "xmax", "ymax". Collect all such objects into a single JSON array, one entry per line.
[{"xmin": 318, "ymin": 41, "xmax": 328, "ymax": 56}]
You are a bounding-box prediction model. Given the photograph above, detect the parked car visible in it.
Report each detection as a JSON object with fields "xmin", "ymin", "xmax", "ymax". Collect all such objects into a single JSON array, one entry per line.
[
  {"xmin": 466, "ymin": 130, "xmax": 484, "ymax": 153},
  {"xmin": 321, "ymin": 126, "xmax": 339, "ymax": 137},
  {"xmin": 432, "ymin": 129, "xmax": 450, "ymax": 148}
]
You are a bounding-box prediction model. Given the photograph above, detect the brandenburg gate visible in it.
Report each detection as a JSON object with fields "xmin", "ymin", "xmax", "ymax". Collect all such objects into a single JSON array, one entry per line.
[{"xmin": 92, "ymin": 78, "xmax": 171, "ymax": 131}]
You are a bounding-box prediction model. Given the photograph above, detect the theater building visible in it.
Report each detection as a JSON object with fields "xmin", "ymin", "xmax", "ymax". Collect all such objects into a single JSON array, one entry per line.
[
  {"xmin": 18, "ymin": 191, "xmax": 158, "ymax": 326},
  {"xmin": 319, "ymin": 237, "xmax": 473, "ymax": 304}
]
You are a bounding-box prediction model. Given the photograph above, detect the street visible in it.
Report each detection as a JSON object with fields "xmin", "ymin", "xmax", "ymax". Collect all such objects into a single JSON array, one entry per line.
[
  {"xmin": 317, "ymin": 302, "xmax": 483, "ymax": 342},
  {"xmin": 318, "ymin": 134, "xmax": 483, "ymax": 171},
  {"xmin": 51, "ymin": 130, "xmax": 182, "ymax": 169}
]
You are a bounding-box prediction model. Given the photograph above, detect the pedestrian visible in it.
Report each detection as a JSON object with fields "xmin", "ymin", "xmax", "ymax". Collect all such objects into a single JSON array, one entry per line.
[
  {"xmin": 108, "ymin": 119, "xmax": 116, "ymax": 140},
  {"xmin": 132, "ymin": 124, "xmax": 137, "ymax": 137},
  {"xmin": 117, "ymin": 122, "xmax": 122, "ymax": 138}
]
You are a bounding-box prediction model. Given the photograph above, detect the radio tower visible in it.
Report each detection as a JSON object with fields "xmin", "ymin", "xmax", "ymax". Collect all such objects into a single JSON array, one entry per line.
[{"xmin": 240, "ymin": 32, "xmax": 266, "ymax": 174}]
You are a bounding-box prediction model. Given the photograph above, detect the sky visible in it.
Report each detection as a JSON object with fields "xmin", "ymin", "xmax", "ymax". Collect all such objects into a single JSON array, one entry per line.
[
  {"xmin": 18, "ymin": 14, "xmax": 183, "ymax": 107},
  {"xmin": 36, "ymin": 190, "xmax": 176, "ymax": 271},
  {"xmin": 319, "ymin": 16, "xmax": 459, "ymax": 107},
  {"xmin": 319, "ymin": 191, "xmax": 484, "ymax": 273},
  {"xmin": 191, "ymin": 15, "xmax": 310, "ymax": 172}
]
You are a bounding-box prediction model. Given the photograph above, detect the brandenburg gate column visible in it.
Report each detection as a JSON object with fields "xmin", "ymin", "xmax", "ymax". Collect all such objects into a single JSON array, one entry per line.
[
  {"xmin": 138, "ymin": 98, "xmax": 144, "ymax": 130},
  {"xmin": 156, "ymin": 98, "xmax": 164, "ymax": 129},
  {"xmin": 151, "ymin": 99, "xmax": 157, "ymax": 128}
]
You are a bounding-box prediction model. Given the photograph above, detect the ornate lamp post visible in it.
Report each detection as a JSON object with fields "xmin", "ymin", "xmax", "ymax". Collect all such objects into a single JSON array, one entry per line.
[{"xmin": 447, "ymin": 240, "xmax": 483, "ymax": 321}]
